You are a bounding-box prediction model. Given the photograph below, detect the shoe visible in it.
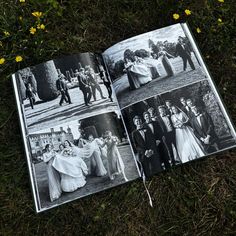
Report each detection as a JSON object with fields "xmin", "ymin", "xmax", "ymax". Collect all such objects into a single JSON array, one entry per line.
[{"xmin": 102, "ymin": 96, "xmax": 106, "ymax": 99}]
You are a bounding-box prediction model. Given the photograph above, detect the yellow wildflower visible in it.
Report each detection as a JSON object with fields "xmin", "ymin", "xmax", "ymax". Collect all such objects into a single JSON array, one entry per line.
[
  {"xmin": 32, "ymin": 11, "xmax": 43, "ymax": 18},
  {"xmin": 218, "ymin": 18, "xmax": 223, "ymax": 23},
  {"xmin": 185, "ymin": 9, "xmax": 191, "ymax": 16},
  {"xmin": 19, "ymin": 0, "xmax": 25, "ymax": 2},
  {"xmin": 196, "ymin": 27, "xmax": 201, "ymax": 33},
  {"xmin": 37, "ymin": 24, "xmax": 45, "ymax": 30},
  {"xmin": 4, "ymin": 31, "xmax": 10, "ymax": 36},
  {"xmin": 173, "ymin": 13, "xmax": 180, "ymax": 20},
  {"xmin": 218, "ymin": 0, "xmax": 224, "ymax": 2},
  {"xmin": 15, "ymin": 56, "xmax": 23, "ymax": 62},
  {"xmin": 30, "ymin": 27, "xmax": 37, "ymax": 34},
  {"xmin": 0, "ymin": 58, "xmax": 5, "ymax": 64}
]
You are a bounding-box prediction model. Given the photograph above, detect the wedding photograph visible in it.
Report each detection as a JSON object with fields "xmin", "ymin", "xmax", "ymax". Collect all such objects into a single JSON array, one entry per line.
[
  {"xmin": 14, "ymin": 53, "xmax": 116, "ymax": 133},
  {"xmin": 103, "ymin": 24, "xmax": 208, "ymax": 109},
  {"xmin": 28, "ymin": 111, "xmax": 139, "ymax": 211},
  {"xmin": 121, "ymin": 80, "xmax": 236, "ymax": 177}
]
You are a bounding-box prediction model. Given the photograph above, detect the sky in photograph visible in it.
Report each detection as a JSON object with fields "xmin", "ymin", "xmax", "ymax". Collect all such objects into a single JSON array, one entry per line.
[{"xmin": 103, "ymin": 24, "xmax": 185, "ymax": 62}]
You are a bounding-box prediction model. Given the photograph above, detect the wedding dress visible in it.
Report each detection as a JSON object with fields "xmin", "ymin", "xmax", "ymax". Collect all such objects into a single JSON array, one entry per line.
[
  {"xmin": 171, "ymin": 110, "xmax": 205, "ymax": 163},
  {"xmin": 52, "ymin": 145, "xmax": 88, "ymax": 192},
  {"xmin": 158, "ymin": 50, "xmax": 175, "ymax": 77}
]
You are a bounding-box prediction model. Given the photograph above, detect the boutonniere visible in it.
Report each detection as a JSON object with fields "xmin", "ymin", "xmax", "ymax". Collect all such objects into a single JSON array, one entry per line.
[{"xmin": 143, "ymin": 129, "xmax": 147, "ymax": 133}]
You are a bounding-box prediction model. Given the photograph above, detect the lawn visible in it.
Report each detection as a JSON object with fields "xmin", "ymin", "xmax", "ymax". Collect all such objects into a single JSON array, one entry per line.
[{"xmin": 0, "ymin": 0, "xmax": 236, "ymax": 235}]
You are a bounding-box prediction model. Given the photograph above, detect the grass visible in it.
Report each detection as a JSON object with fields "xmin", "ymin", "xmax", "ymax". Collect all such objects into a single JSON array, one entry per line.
[{"xmin": 0, "ymin": 0, "xmax": 236, "ymax": 235}]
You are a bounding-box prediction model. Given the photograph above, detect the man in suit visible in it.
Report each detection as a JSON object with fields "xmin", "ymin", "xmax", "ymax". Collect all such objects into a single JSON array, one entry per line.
[
  {"xmin": 56, "ymin": 72, "xmax": 72, "ymax": 106},
  {"xmin": 175, "ymin": 36, "xmax": 195, "ymax": 71},
  {"xmin": 86, "ymin": 67, "xmax": 106, "ymax": 101},
  {"xmin": 132, "ymin": 116, "xmax": 162, "ymax": 177},
  {"xmin": 186, "ymin": 98, "xmax": 195, "ymax": 120},
  {"xmin": 25, "ymin": 82, "xmax": 36, "ymax": 109},
  {"xmin": 100, "ymin": 69, "xmax": 113, "ymax": 102},
  {"xmin": 77, "ymin": 68, "xmax": 92, "ymax": 107},
  {"xmin": 180, "ymin": 97, "xmax": 191, "ymax": 116},
  {"xmin": 165, "ymin": 100, "xmax": 173, "ymax": 116},
  {"xmin": 157, "ymin": 105, "xmax": 177, "ymax": 165},
  {"xmin": 143, "ymin": 111, "xmax": 171, "ymax": 170},
  {"xmin": 190, "ymin": 105, "xmax": 219, "ymax": 153}
]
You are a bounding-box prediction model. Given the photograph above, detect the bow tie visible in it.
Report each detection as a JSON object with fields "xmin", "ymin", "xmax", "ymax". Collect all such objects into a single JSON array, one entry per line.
[{"xmin": 195, "ymin": 114, "xmax": 202, "ymax": 117}]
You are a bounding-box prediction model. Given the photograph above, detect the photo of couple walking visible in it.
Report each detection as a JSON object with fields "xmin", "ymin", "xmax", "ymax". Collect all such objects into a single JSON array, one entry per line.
[
  {"xmin": 29, "ymin": 112, "xmax": 139, "ymax": 210},
  {"xmin": 103, "ymin": 24, "xmax": 206, "ymax": 109},
  {"xmin": 122, "ymin": 80, "xmax": 236, "ymax": 177}
]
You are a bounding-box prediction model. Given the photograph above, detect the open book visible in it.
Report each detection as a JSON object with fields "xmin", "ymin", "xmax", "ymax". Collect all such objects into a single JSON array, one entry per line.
[{"xmin": 12, "ymin": 23, "xmax": 236, "ymax": 213}]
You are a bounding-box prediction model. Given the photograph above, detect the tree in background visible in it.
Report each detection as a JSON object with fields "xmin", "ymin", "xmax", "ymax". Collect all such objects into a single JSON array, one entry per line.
[{"xmin": 32, "ymin": 60, "xmax": 59, "ymax": 101}]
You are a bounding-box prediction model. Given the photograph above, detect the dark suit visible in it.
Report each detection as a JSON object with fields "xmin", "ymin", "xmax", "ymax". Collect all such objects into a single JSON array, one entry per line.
[
  {"xmin": 191, "ymin": 112, "xmax": 219, "ymax": 153},
  {"xmin": 56, "ymin": 78, "xmax": 71, "ymax": 105},
  {"xmin": 25, "ymin": 87, "xmax": 35, "ymax": 109},
  {"xmin": 176, "ymin": 42, "xmax": 195, "ymax": 71},
  {"xmin": 144, "ymin": 121, "xmax": 171, "ymax": 169},
  {"xmin": 157, "ymin": 115, "xmax": 177, "ymax": 165},
  {"xmin": 100, "ymin": 71, "xmax": 112, "ymax": 101},
  {"xmin": 132, "ymin": 127, "xmax": 162, "ymax": 177},
  {"xmin": 78, "ymin": 73, "xmax": 92, "ymax": 106},
  {"xmin": 87, "ymin": 72, "xmax": 105, "ymax": 101}
]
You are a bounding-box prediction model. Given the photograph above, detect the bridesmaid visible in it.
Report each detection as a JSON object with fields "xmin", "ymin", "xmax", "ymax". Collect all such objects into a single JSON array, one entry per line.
[
  {"xmin": 42, "ymin": 144, "xmax": 62, "ymax": 202},
  {"xmin": 102, "ymin": 131, "xmax": 128, "ymax": 181},
  {"xmin": 158, "ymin": 45, "xmax": 175, "ymax": 77}
]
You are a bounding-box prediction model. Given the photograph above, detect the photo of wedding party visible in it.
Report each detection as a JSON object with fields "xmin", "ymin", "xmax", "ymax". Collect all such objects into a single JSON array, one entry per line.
[
  {"xmin": 121, "ymin": 80, "xmax": 236, "ymax": 177},
  {"xmin": 29, "ymin": 111, "xmax": 139, "ymax": 211},
  {"xmin": 14, "ymin": 53, "xmax": 116, "ymax": 133},
  {"xmin": 103, "ymin": 24, "xmax": 207, "ymax": 109}
]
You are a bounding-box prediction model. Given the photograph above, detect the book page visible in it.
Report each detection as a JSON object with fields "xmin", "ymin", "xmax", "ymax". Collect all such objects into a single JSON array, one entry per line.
[
  {"xmin": 102, "ymin": 23, "xmax": 236, "ymax": 178},
  {"xmin": 12, "ymin": 52, "xmax": 140, "ymax": 212}
]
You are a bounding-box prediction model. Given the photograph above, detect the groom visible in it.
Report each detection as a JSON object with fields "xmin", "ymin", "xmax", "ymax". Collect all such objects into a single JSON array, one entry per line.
[
  {"xmin": 175, "ymin": 36, "xmax": 195, "ymax": 71},
  {"xmin": 132, "ymin": 115, "xmax": 162, "ymax": 177},
  {"xmin": 190, "ymin": 105, "xmax": 219, "ymax": 153}
]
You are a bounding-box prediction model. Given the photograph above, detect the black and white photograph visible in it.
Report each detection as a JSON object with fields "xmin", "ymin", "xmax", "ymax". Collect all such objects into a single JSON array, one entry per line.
[
  {"xmin": 14, "ymin": 53, "xmax": 116, "ymax": 133},
  {"xmin": 28, "ymin": 111, "xmax": 140, "ymax": 211},
  {"xmin": 121, "ymin": 80, "xmax": 236, "ymax": 177},
  {"xmin": 103, "ymin": 24, "xmax": 207, "ymax": 109}
]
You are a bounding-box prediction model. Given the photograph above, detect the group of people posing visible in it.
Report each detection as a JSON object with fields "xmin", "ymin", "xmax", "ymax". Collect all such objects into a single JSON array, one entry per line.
[
  {"xmin": 123, "ymin": 36, "xmax": 196, "ymax": 90},
  {"xmin": 42, "ymin": 131, "xmax": 128, "ymax": 202},
  {"xmin": 131, "ymin": 97, "xmax": 219, "ymax": 177},
  {"xmin": 56, "ymin": 65, "xmax": 113, "ymax": 107}
]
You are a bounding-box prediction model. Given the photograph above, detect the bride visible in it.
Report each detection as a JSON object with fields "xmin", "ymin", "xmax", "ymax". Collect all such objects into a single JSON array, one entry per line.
[
  {"xmin": 52, "ymin": 140, "xmax": 88, "ymax": 192},
  {"xmin": 171, "ymin": 106, "xmax": 205, "ymax": 163},
  {"xmin": 42, "ymin": 144, "xmax": 62, "ymax": 202}
]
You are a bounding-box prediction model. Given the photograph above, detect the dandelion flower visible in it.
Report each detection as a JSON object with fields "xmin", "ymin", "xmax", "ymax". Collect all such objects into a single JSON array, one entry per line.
[
  {"xmin": 30, "ymin": 27, "xmax": 37, "ymax": 34},
  {"xmin": 19, "ymin": 0, "xmax": 25, "ymax": 2},
  {"xmin": 4, "ymin": 31, "xmax": 10, "ymax": 36},
  {"xmin": 218, "ymin": 0, "xmax": 224, "ymax": 2},
  {"xmin": 32, "ymin": 11, "xmax": 43, "ymax": 18},
  {"xmin": 196, "ymin": 27, "xmax": 201, "ymax": 33},
  {"xmin": 185, "ymin": 9, "xmax": 191, "ymax": 16},
  {"xmin": 37, "ymin": 24, "xmax": 45, "ymax": 30},
  {"xmin": 0, "ymin": 58, "xmax": 5, "ymax": 64},
  {"xmin": 173, "ymin": 13, "xmax": 180, "ymax": 20},
  {"xmin": 15, "ymin": 56, "xmax": 23, "ymax": 62}
]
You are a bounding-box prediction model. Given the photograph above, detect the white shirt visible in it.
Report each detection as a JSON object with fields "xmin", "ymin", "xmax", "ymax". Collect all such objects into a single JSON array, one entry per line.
[
  {"xmin": 196, "ymin": 114, "xmax": 203, "ymax": 128},
  {"xmin": 161, "ymin": 116, "xmax": 173, "ymax": 132},
  {"xmin": 146, "ymin": 123, "xmax": 154, "ymax": 134}
]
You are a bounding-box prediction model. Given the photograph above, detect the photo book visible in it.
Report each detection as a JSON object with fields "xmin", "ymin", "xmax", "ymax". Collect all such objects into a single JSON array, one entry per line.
[{"xmin": 12, "ymin": 23, "xmax": 236, "ymax": 213}]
